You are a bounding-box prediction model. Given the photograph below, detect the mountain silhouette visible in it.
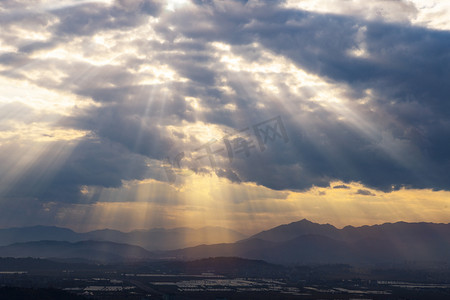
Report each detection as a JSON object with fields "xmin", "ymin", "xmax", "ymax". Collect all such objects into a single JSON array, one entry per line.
[
  {"xmin": 1, "ymin": 220, "xmax": 450, "ymax": 265},
  {"xmin": 249, "ymin": 219, "xmax": 340, "ymax": 242},
  {"xmin": 0, "ymin": 226, "xmax": 246, "ymax": 251},
  {"xmin": 160, "ymin": 220, "xmax": 450, "ymax": 265},
  {"xmin": 0, "ymin": 240, "xmax": 153, "ymax": 263}
]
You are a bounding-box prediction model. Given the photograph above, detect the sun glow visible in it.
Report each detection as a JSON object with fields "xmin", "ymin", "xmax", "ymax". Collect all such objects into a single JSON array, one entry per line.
[
  {"xmin": 49, "ymin": 174, "xmax": 450, "ymax": 235},
  {"xmin": 166, "ymin": 0, "xmax": 189, "ymax": 11}
]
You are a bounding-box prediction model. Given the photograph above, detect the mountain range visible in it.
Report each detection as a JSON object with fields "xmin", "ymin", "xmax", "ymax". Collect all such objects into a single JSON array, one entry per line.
[
  {"xmin": 165, "ymin": 219, "xmax": 450, "ymax": 264},
  {"xmin": 1, "ymin": 219, "xmax": 450, "ymax": 265},
  {"xmin": 0, "ymin": 225, "xmax": 246, "ymax": 251},
  {"xmin": 0, "ymin": 240, "xmax": 153, "ymax": 263}
]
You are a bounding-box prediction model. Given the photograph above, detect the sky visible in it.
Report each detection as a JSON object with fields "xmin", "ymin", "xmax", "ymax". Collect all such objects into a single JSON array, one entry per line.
[{"xmin": 0, "ymin": 0, "xmax": 450, "ymax": 234}]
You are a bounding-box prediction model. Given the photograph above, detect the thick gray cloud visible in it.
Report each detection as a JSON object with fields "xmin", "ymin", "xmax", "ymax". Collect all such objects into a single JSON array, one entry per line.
[
  {"xmin": 52, "ymin": 1, "xmax": 161, "ymax": 36},
  {"xmin": 0, "ymin": 137, "xmax": 152, "ymax": 202},
  {"xmin": 158, "ymin": 1, "xmax": 450, "ymax": 192},
  {"xmin": 1, "ymin": 0, "xmax": 450, "ymax": 206},
  {"xmin": 333, "ymin": 185, "xmax": 350, "ymax": 189},
  {"xmin": 356, "ymin": 189, "xmax": 376, "ymax": 196}
]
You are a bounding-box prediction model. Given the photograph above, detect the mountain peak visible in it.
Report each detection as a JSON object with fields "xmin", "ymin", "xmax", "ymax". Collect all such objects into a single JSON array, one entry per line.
[
  {"xmin": 249, "ymin": 218, "xmax": 339, "ymax": 243},
  {"xmin": 295, "ymin": 218, "xmax": 316, "ymax": 225}
]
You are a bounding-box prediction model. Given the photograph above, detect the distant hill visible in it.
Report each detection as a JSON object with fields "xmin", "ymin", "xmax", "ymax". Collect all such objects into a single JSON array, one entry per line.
[
  {"xmin": 0, "ymin": 240, "xmax": 153, "ymax": 263},
  {"xmin": 249, "ymin": 219, "xmax": 340, "ymax": 242},
  {"xmin": 0, "ymin": 226, "xmax": 247, "ymax": 251},
  {"xmin": 1, "ymin": 220, "xmax": 450, "ymax": 265},
  {"xmin": 162, "ymin": 235, "xmax": 358, "ymax": 264},
  {"xmin": 161, "ymin": 238, "xmax": 276, "ymax": 260},
  {"xmin": 0, "ymin": 226, "xmax": 79, "ymax": 246},
  {"xmin": 160, "ymin": 220, "xmax": 450, "ymax": 265}
]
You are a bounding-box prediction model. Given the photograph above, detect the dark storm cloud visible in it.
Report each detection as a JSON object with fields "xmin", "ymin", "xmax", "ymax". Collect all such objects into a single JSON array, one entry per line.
[
  {"xmin": 0, "ymin": 52, "xmax": 31, "ymax": 68},
  {"xmin": 66, "ymin": 103, "xmax": 177, "ymax": 159},
  {"xmin": 356, "ymin": 189, "xmax": 376, "ymax": 196},
  {"xmin": 53, "ymin": 1, "xmax": 161, "ymax": 37},
  {"xmin": 157, "ymin": 1, "xmax": 450, "ymax": 192},
  {"xmin": 0, "ymin": 137, "xmax": 153, "ymax": 203},
  {"xmin": 1, "ymin": 0, "xmax": 450, "ymax": 205},
  {"xmin": 215, "ymin": 168, "xmax": 241, "ymax": 183},
  {"xmin": 333, "ymin": 185, "xmax": 350, "ymax": 189},
  {"xmin": 0, "ymin": 0, "xmax": 163, "ymax": 58}
]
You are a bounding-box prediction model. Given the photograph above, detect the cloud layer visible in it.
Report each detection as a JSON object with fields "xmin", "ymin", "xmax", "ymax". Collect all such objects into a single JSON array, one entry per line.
[{"xmin": 1, "ymin": 0, "xmax": 450, "ymax": 213}]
